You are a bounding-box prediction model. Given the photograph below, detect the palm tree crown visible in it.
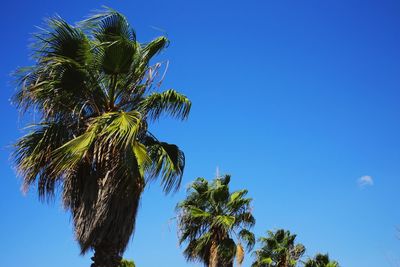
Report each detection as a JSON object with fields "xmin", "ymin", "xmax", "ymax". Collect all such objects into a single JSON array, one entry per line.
[
  {"xmin": 252, "ymin": 229, "xmax": 305, "ymax": 267},
  {"xmin": 303, "ymin": 254, "xmax": 339, "ymax": 267},
  {"xmin": 13, "ymin": 8, "xmax": 190, "ymax": 267},
  {"xmin": 177, "ymin": 175, "xmax": 256, "ymax": 267}
]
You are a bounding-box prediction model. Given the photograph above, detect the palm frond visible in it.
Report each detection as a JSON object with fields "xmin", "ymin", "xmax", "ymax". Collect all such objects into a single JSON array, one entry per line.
[
  {"xmin": 212, "ymin": 215, "xmax": 236, "ymax": 231},
  {"xmin": 238, "ymin": 229, "xmax": 256, "ymax": 251},
  {"xmin": 82, "ymin": 7, "xmax": 135, "ymax": 42},
  {"xmin": 144, "ymin": 134, "xmax": 185, "ymax": 193},
  {"xmin": 51, "ymin": 111, "xmax": 143, "ymax": 177},
  {"xmin": 35, "ymin": 16, "xmax": 92, "ymax": 64},
  {"xmin": 139, "ymin": 89, "xmax": 191, "ymax": 120},
  {"xmin": 81, "ymin": 8, "xmax": 136, "ymax": 76},
  {"xmin": 187, "ymin": 206, "xmax": 212, "ymax": 219},
  {"xmin": 141, "ymin": 36, "xmax": 169, "ymax": 63},
  {"xmin": 14, "ymin": 16, "xmax": 106, "ymax": 118},
  {"xmin": 14, "ymin": 122, "xmax": 72, "ymax": 199}
]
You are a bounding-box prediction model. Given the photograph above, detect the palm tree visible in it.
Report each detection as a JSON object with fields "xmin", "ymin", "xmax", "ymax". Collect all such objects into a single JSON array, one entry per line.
[
  {"xmin": 177, "ymin": 175, "xmax": 256, "ymax": 267},
  {"xmin": 251, "ymin": 229, "xmax": 305, "ymax": 267},
  {"xmin": 13, "ymin": 8, "xmax": 190, "ymax": 267},
  {"xmin": 303, "ymin": 254, "xmax": 339, "ymax": 267}
]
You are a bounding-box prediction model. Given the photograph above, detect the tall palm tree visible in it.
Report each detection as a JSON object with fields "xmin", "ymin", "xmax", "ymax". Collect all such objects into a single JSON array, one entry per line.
[
  {"xmin": 252, "ymin": 229, "xmax": 305, "ymax": 267},
  {"xmin": 177, "ymin": 175, "xmax": 256, "ymax": 267},
  {"xmin": 13, "ymin": 8, "xmax": 190, "ymax": 267},
  {"xmin": 303, "ymin": 254, "xmax": 339, "ymax": 267}
]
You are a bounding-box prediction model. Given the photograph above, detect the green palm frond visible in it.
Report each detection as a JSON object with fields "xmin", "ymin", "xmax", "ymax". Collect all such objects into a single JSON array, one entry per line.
[
  {"xmin": 51, "ymin": 130, "xmax": 96, "ymax": 175},
  {"xmin": 35, "ymin": 16, "xmax": 93, "ymax": 64},
  {"xmin": 235, "ymin": 211, "xmax": 256, "ymax": 228},
  {"xmin": 99, "ymin": 111, "xmax": 142, "ymax": 147},
  {"xmin": 82, "ymin": 7, "xmax": 135, "ymax": 42},
  {"xmin": 187, "ymin": 206, "xmax": 212, "ymax": 219},
  {"xmin": 101, "ymin": 39, "xmax": 136, "ymax": 75},
  {"xmin": 190, "ymin": 177, "xmax": 209, "ymax": 194},
  {"xmin": 50, "ymin": 111, "xmax": 145, "ymax": 177},
  {"xmin": 145, "ymin": 134, "xmax": 185, "ymax": 193},
  {"xmin": 139, "ymin": 89, "xmax": 191, "ymax": 120},
  {"xmin": 14, "ymin": 16, "xmax": 105, "ymax": 118},
  {"xmin": 183, "ymin": 234, "xmax": 212, "ymax": 265},
  {"xmin": 14, "ymin": 122, "xmax": 72, "ymax": 198},
  {"xmin": 238, "ymin": 229, "xmax": 256, "ymax": 251},
  {"xmin": 213, "ymin": 215, "xmax": 236, "ymax": 230},
  {"xmin": 141, "ymin": 36, "xmax": 169, "ymax": 64}
]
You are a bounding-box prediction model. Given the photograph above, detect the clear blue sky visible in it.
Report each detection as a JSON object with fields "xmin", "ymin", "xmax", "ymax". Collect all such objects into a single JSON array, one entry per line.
[{"xmin": 1, "ymin": 0, "xmax": 399, "ymax": 266}]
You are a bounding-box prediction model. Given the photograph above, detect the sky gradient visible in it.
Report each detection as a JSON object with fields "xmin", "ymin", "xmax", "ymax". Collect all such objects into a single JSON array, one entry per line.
[{"xmin": 1, "ymin": 1, "xmax": 400, "ymax": 266}]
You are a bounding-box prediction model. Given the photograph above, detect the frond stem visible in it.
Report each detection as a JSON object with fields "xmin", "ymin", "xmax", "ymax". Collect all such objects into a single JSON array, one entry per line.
[{"xmin": 108, "ymin": 74, "xmax": 118, "ymax": 110}]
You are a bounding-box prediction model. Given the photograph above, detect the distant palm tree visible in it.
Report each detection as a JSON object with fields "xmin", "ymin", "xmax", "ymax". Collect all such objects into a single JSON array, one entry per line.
[
  {"xmin": 177, "ymin": 175, "xmax": 255, "ymax": 267},
  {"xmin": 13, "ymin": 8, "xmax": 190, "ymax": 267},
  {"xmin": 303, "ymin": 254, "xmax": 339, "ymax": 267},
  {"xmin": 251, "ymin": 229, "xmax": 305, "ymax": 267}
]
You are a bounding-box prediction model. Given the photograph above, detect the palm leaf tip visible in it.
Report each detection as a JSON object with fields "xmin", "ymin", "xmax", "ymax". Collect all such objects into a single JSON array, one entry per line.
[
  {"xmin": 82, "ymin": 6, "xmax": 135, "ymax": 40},
  {"xmin": 140, "ymin": 89, "xmax": 191, "ymax": 121},
  {"xmin": 142, "ymin": 36, "xmax": 170, "ymax": 62}
]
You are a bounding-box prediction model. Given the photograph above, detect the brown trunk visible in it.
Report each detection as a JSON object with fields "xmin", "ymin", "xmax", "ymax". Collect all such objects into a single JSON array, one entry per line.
[
  {"xmin": 209, "ymin": 239, "xmax": 218, "ymax": 267},
  {"xmin": 91, "ymin": 244, "xmax": 122, "ymax": 267},
  {"xmin": 277, "ymin": 254, "xmax": 288, "ymax": 267}
]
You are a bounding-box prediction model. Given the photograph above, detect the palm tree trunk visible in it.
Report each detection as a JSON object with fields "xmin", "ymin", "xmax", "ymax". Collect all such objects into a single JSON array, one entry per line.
[
  {"xmin": 277, "ymin": 255, "xmax": 288, "ymax": 267},
  {"xmin": 91, "ymin": 244, "xmax": 122, "ymax": 267},
  {"xmin": 209, "ymin": 239, "xmax": 218, "ymax": 267}
]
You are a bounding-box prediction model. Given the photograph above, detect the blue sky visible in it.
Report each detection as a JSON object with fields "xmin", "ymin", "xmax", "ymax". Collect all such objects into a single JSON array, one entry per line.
[{"xmin": 1, "ymin": 0, "xmax": 400, "ymax": 266}]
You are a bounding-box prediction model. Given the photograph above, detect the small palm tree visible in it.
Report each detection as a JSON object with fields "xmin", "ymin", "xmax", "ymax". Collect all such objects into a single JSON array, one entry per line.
[
  {"xmin": 177, "ymin": 175, "xmax": 256, "ymax": 267},
  {"xmin": 13, "ymin": 8, "xmax": 190, "ymax": 267},
  {"xmin": 252, "ymin": 229, "xmax": 305, "ymax": 267},
  {"xmin": 303, "ymin": 254, "xmax": 339, "ymax": 267}
]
